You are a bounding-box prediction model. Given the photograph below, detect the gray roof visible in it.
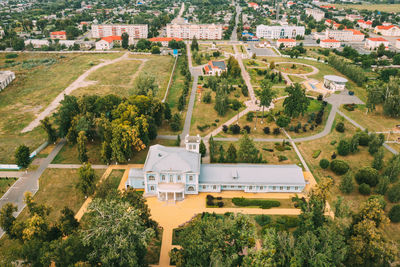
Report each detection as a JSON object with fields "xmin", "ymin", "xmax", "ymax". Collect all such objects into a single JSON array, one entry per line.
[
  {"xmin": 211, "ymin": 61, "xmax": 226, "ymax": 70},
  {"xmin": 143, "ymin": 145, "xmax": 201, "ymax": 173},
  {"xmin": 324, "ymin": 75, "xmax": 348, "ymax": 83},
  {"xmin": 128, "ymin": 168, "xmax": 144, "ymax": 188},
  {"xmin": 199, "ymin": 164, "xmax": 305, "ymax": 186}
]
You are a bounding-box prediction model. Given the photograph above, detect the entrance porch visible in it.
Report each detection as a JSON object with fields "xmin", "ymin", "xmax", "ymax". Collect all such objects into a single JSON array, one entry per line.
[{"xmin": 157, "ymin": 183, "xmax": 185, "ymax": 202}]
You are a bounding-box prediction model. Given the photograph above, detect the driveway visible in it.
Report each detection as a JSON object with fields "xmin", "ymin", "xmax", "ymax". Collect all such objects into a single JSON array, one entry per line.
[{"xmin": 248, "ymin": 43, "xmax": 277, "ymax": 56}]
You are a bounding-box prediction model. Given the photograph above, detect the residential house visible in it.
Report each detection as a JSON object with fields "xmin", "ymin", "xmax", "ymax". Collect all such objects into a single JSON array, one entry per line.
[
  {"xmin": 365, "ymin": 37, "xmax": 389, "ymax": 50},
  {"xmin": 256, "ymin": 25, "xmax": 305, "ymax": 39},
  {"xmin": 357, "ymin": 20, "xmax": 372, "ymax": 29},
  {"xmin": 203, "ymin": 60, "xmax": 227, "ymax": 76},
  {"xmin": 396, "ymin": 39, "xmax": 400, "ymax": 49},
  {"xmin": 248, "ymin": 2, "xmax": 259, "ymax": 9},
  {"xmin": 276, "ymin": 38, "xmax": 296, "ymax": 48},
  {"xmin": 95, "ymin": 35, "xmax": 122, "ymax": 50},
  {"xmin": 149, "ymin": 37, "xmax": 183, "ymax": 47},
  {"xmin": 126, "ymin": 136, "xmax": 306, "ymax": 201},
  {"xmin": 50, "ymin": 31, "xmax": 67, "ymax": 40},
  {"xmin": 320, "ymin": 39, "xmax": 341, "ymax": 48},
  {"xmin": 346, "ymin": 14, "xmax": 363, "ymax": 21},
  {"xmin": 374, "ymin": 25, "xmax": 400, "ymax": 36}
]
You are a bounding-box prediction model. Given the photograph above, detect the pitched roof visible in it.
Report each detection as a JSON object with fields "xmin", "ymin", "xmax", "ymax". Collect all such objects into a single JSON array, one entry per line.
[
  {"xmin": 376, "ymin": 25, "xmax": 398, "ymax": 30},
  {"xmin": 277, "ymin": 38, "xmax": 296, "ymax": 42},
  {"xmin": 143, "ymin": 145, "xmax": 201, "ymax": 173},
  {"xmin": 344, "ymin": 29, "xmax": 364, "ymax": 35},
  {"xmin": 199, "ymin": 164, "xmax": 306, "ymax": 186},
  {"xmin": 50, "ymin": 31, "xmax": 66, "ymax": 35},
  {"xmin": 149, "ymin": 37, "xmax": 183, "ymax": 42},
  {"xmin": 321, "ymin": 39, "xmax": 339, "ymax": 42},
  {"xmin": 101, "ymin": 35, "xmax": 122, "ymax": 43},
  {"xmin": 368, "ymin": 37, "xmax": 388, "ymax": 42},
  {"xmin": 211, "ymin": 60, "xmax": 226, "ymax": 70}
]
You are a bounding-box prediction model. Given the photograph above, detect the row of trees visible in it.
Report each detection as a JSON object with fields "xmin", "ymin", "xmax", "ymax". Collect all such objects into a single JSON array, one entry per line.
[
  {"xmin": 328, "ymin": 55, "xmax": 367, "ymax": 86},
  {"xmin": 366, "ymin": 77, "xmax": 400, "ymax": 117}
]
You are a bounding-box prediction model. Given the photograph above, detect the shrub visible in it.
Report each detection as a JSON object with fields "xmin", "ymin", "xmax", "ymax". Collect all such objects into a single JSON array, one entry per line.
[
  {"xmin": 216, "ymin": 196, "xmax": 222, "ymax": 200},
  {"xmin": 388, "ymin": 183, "xmax": 400, "ymax": 203},
  {"xmin": 368, "ymin": 195, "xmax": 387, "ymax": 210},
  {"xmin": 273, "ymin": 128, "xmax": 280, "ymax": 135},
  {"xmin": 229, "ymin": 124, "xmax": 241, "ymax": 134},
  {"xmin": 330, "ymin": 140, "xmax": 337, "ymax": 145},
  {"xmin": 262, "ymin": 147, "xmax": 274, "ymax": 152},
  {"xmin": 376, "ymin": 176, "xmax": 390, "ymax": 195},
  {"xmin": 335, "ymin": 122, "xmax": 345, "ymax": 132},
  {"xmin": 254, "ymin": 214, "xmax": 272, "ymax": 226},
  {"xmin": 339, "ymin": 172, "xmax": 354, "ymax": 194},
  {"xmin": 358, "ymin": 131, "xmax": 370, "ymax": 146},
  {"xmin": 5, "ymin": 53, "xmax": 18, "ymax": 59},
  {"xmin": 246, "ymin": 112, "xmax": 254, "ymax": 122},
  {"xmin": 202, "ymin": 91, "xmax": 212, "ymax": 103},
  {"xmin": 206, "ymin": 195, "xmax": 214, "ymax": 201},
  {"xmin": 359, "ymin": 183, "xmax": 371, "ymax": 195},
  {"xmin": 337, "ymin": 139, "xmax": 350, "ymax": 156},
  {"xmin": 232, "ymin": 197, "xmax": 280, "ymax": 209},
  {"xmin": 312, "ymin": 150, "xmax": 321, "ymax": 159},
  {"xmin": 355, "ymin": 167, "xmax": 379, "ymax": 187},
  {"xmin": 331, "ymin": 152, "xmax": 337, "ymax": 159},
  {"xmin": 389, "ymin": 205, "xmax": 400, "ymax": 222},
  {"xmin": 276, "ymin": 115, "xmax": 291, "ymax": 128},
  {"xmin": 263, "ymin": 127, "xmax": 270, "ymax": 134},
  {"xmin": 319, "ymin": 159, "xmax": 330, "ymax": 169},
  {"xmin": 330, "ymin": 159, "xmax": 350, "ymax": 175},
  {"xmin": 278, "ymin": 155, "xmax": 288, "ymax": 162},
  {"xmin": 206, "ymin": 199, "xmax": 215, "ymax": 206},
  {"xmin": 243, "ymin": 125, "xmax": 251, "ymax": 133},
  {"xmin": 217, "ymin": 201, "xmax": 224, "ymax": 207},
  {"xmin": 222, "ymin": 125, "xmax": 228, "ymax": 133}
]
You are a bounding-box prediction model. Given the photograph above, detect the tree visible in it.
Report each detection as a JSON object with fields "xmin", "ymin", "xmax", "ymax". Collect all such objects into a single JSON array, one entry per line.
[
  {"xmin": 218, "ymin": 145, "xmax": 225, "ymax": 163},
  {"xmin": 209, "ymin": 135, "xmax": 216, "ymax": 163},
  {"xmin": 256, "ymin": 80, "xmax": 276, "ymax": 122},
  {"xmin": 238, "ymin": 133, "xmax": 262, "ymax": 163},
  {"xmin": 54, "ymin": 95, "xmax": 79, "ymax": 137},
  {"xmin": 227, "ymin": 56, "xmax": 241, "ymax": 78},
  {"xmin": 133, "ymin": 74, "xmax": 157, "ymax": 96},
  {"xmin": 58, "ymin": 207, "xmax": 79, "ymax": 236},
  {"xmin": 283, "ymin": 83, "xmax": 310, "ymax": 118},
  {"xmin": 199, "ymin": 140, "xmax": 206, "ymax": 157},
  {"xmin": 0, "ymin": 203, "xmax": 17, "ymax": 238},
  {"xmin": 319, "ymin": 158, "xmax": 329, "ymax": 169},
  {"xmin": 226, "ymin": 143, "xmax": 237, "ymax": 163},
  {"xmin": 335, "ymin": 122, "xmax": 345, "ymax": 132},
  {"xmin": 387, "ymin": 183, "xmax": 400, "ymax": 203},
  {"xmin": 339, "ymin": 172, "xmax": 354, "ymax": 194},
  {"xmin": 230, "ymin": 99, "xmax": 242, "ymax": 122},
  {"xmin": 121, "ymin": 32, "xmax": 129, "ymax": 49},
  {"xmin": 355, "ymin": 166, "xmax": 379, "ymax": 187},
  {"xmin": 80, "ymin": 198, "xmax": 154, "ymax": 266},
  {"xmin": 101, "ymin": 141, "xmax": 112, "ymax": 164},
  {"xmin": 164, "ymin": 103, "xmax": 172, "ymax": 120},
  {"xmin": 359, "ymin": 183, "xmax": 371, "ymax": 195},
  {"xmin": 15, "ymin": 144, "xmax": 30, "ymax": 168},
  {"xmin": 330, "ymin": 159, "xmax": 349, "ymax": 175},
  {"xmin": 76, "ymin": 163, "xmax": 96, "ymax": 196},
  {"xmin": 170, "ymin": 113, "xmax": 182, "ymax": 132},
  {"xmin": 337, "ymin": 139, "xmax": 350, "ymax": 156},
  {"xmin": 384, "ymin": 154, "xmax": 400, "ymax": 182},
  {"xmin": 151, "ymin": 46, "xmax": 161, "ymax": 54},
  {"xmin": 372, "ymin": 147, "xmax": 384, "ymax": 170},
  {"xmin": 368, "ymin": 133, "xmax": 384, "ymax": 155},
  {"xmin": 190, "ymin": 36, "xmax": 199, "ymax": 51},
  {"xmin": 388, "ymin": 204, "xmax": 400, "ymax": 222},
  {"xmin": 77, "ymin": 131, "xmax": 88, "ymax": 163},
  {"xmin": 214, "ymin": 86, "xmax": 229, "ymax": 116},
  {"xmin": 276, "ymin": 115, "xmax": 291, "ymax": 128},
  {"xmin": 376, "ymin": 176, "xmax": 390, "ymax": 195},
  {"xmin": 40, "ymin": 117, "xmax": 57, "ymax": 143}
]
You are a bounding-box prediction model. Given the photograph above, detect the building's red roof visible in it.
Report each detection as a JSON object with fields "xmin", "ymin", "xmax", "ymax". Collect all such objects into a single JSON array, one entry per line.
[
  {"xmin": 248, "ymin": 2, "xmax": 258, "ymax": 6},
  {"xmin": 357, "ymin": 19, "xmax": 365, "ymax": 23},
  {"xmin": 149, "ymin": 37, "xmax": 183, "ymax": 42},
  {"xmin": 366, "ymin": 21, "xmax": 372, "ymax": 25},
  {"xmin": 204, "ymin": 65, "xmax": 210, "ymax": 72},
  {"xmin": 277, "ymin": 38, "xmax": 296, "ymax": 42},
  {"xmin": 101, "ymin": 35, "xmax": 122, "ymax": 43},
  {"xmin": 321, "ymin": 39, "xmax": 339, "ymax": 43},
  {"xmin": 376, "ymin": 25, "xmax": 397, "ymax": 30},
  {"xmin": 344, "ymin": 29, "xmax": 364, "ymax": 35},
  {"xmin": 325, "ymin": 19, "xmax": 333, "ymax": 24},
  {"xmin": 321, "ymin": 5, "xmax": 335, "ymax": 9},
  {"xmin": 51, "ymin": 31, "xmax": 66, "ymax": 35},
  {"xmin": 368, "ymin": 37, "xmax": 388, "ymax": 42}
]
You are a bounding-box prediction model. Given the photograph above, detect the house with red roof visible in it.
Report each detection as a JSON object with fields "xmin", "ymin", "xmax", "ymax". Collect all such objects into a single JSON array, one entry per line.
[
  {"xmin": 276, "ymin": 38, "xmax": 296, "ymax": 48},
  {"xmin": 287, "ymin": 1, "xmax": 295, "ymax": 8},
  {"xmin": 95, "ymin": 35, "xmax": 122, "ymax": 50},
  {"xmin": 203, "ymin": 61, "xmax": 227, "ymax": 76},
  {"xmin": 320, "ymin": 39, "xmax": 340, "ymax": 49},
  {"xmin": 357, "ymin": 20, "xmax": 372, "ymax": 30},
  {"xmin": 365, "ymin": 37, "xmax": 389, "ymax": 50},
  {"xmin": 374, "ymin": 25, "xmax": 400, "ymax": 36},
  {"xmin": 248, "ymin": 2, "xmax": 259, "ymax": 9},
  {"xmin": 149, "ymin": 37, "xmax": 183, "ymax": 47},
  {"xmin": 50, "ymin": 31, "xmax": 67, "ymax": 40}
]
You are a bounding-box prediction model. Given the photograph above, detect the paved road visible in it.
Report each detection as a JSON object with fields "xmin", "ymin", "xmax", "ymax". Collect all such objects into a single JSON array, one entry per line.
[
  {"xmin": 0, "ymin": 139, "xmax": 66, "ymax": 238},
  {"xmin": 230, "ymin": 4, "xmax": 240, "ymax": 42}
]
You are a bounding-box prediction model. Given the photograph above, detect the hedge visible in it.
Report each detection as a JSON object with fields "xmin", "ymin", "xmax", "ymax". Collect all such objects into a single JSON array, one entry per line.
[
  {"xmin": 312, "ymin": 150, "xmax": 321, "ymax": 158},
  {"xmin": 232, "ymin": 197, "xmax": 280, "ymax": 209}
]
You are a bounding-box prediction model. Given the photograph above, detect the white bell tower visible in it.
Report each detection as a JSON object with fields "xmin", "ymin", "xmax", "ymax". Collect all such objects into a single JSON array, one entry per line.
[{"xmin": 185, "ymin": 134, "xmax": 201, "ymax": 153}]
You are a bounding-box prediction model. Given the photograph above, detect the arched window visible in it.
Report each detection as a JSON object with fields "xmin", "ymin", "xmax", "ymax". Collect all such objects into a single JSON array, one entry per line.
[
  {"xmin": 177, "ymin": 175, "xmax": 181, "ymax": 181},
  {"xmin": 188, "ymin": 186, "xmax": 195, "ymax": 191},
  {"xmin": 162, "ymin": 175, "xmax": 165, "ymax": 181},
  {"xmin": 149, "ymin": 175, "xmax": 155, "ymax": 181},
  {"xmin": 189, "ymin": 176, "xmax": 193, "ymax": 181},
  {"xmin": 150, "ymin": 186, "xmax": 154, "ymax": 191},
  {"xmin": 280, "ymin": 29, "xmax": 285, "ymax": 37},
  {"xmin": 292, "ymin": 29, "xmax": 296, "ymax": 38}
]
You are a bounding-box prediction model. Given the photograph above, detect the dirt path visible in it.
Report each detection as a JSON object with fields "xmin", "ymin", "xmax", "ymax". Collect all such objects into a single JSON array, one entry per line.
[{"xmin": 21, "ymin": 52, "xmax": 131, "ymax": 133}]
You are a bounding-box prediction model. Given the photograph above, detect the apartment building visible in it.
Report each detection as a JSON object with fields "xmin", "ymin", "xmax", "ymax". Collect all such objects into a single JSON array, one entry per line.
[
  {"xmin": 357, "ymin": 20, "xmax": 372, "ymax": 30},
  {"xmin": 91, "ymin": 24, "xmax": 148, "ymax": 39},
  {"xmin": 166, "ymin": 23, "xmax": 223, "ymax": 40},
  {"xmin": 365, "ymin": 37, "xmax": 389, "ymax": 50},
  {"xmin": 276, "ymin": 38, "xmax": 296, "ymax": 48},
  {"xmin": 256, "ymin": 25, "xmax": 305, "ymax": 39},
  {"xmin": 325, "ymin": 29, "xmax": 364, "ymax": 42},
  {"xmin": 305, "ymin": 8, "xmax": 325, "ymax": 22},
  {"xmin": 374, "ymin": 25, "xmax": 400, "ymax": 37},
  {"xmin": 346, "ymin": 14, "xmax": 363, "ymax": 22},
  {"xmin": 320, "ymin": 39, "xmax": 340, "ymax": 48},
  {"xmin": 50, "ymin": 31, "xmax": 67, "ymax": 40}
]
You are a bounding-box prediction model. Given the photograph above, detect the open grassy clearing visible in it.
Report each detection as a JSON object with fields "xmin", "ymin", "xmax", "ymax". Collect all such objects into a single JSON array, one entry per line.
[
  {"xmin": 335, "ymin": 3, "xmax": 400, "ymax": 12},
  {"xmin": 275, "ymin": 63, "xmax": 313, "ymax": 75},
  {"xmin": 297, "ymin": 114, "xmax": 400, "ymax": 241},
  {"xmin": 289, "ymin": 75, "xmax": 306, "ymax": 84},
  {"xmin": 339, "ymin": 104, "xmax": 400, "ymax": 132},
  {"xmin": 0, "ymin": 168, "xmax": 104, "ymax": 264},
  {"xmin": 216, "ymin": 44, "xmax": 234, "ymax": 54},
  {"xmin": 190, "ymin": 87, "xmax": 248, "ymax": 136},
  {"xmin": 0, "ymin": 177, "xmax": 18, "ymax": 198},
  {"xmin": 52, "ymin": 138, "xmax": 177, "ymax": 165},
  {"xmin": 107, "ymin": 169, "xmax": 125, "ymax": 189},
  {"xmin": 0, "ymin": 53, "xmax": 122, "ymax": 163},
  {"xmin": 87, "ymin": 60, "xmax": 141, "ymax": 86}
]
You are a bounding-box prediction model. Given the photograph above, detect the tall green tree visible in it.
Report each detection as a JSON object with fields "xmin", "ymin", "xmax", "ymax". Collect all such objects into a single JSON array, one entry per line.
[
  {"xmin": 283, "ymin": 83, "xmax": 310, "ymax": 118},
  {"xmin": 15, "ymin": 144, "xmax": 30, "ymax": 168},
  {"xmin": 238, "ymin": 133, "xmax": 262, "ymax": 163},
  {"xmin": 256, "ymin": 80, "xmax": 276, "ymax": 123},
  {"xmin": 77, "ymin": 131, "xmax": 88, "ymax": 163},
  {"xmin": 76, "ymin": 163, "xmax": 96, "ymax": 196},
  {"xmin": 54, "ymin": 95, "xmax": 79, "ymax": 137},
  {"xmin": 190, "ymin": 36, "xmax": 199, "ymax": 51},
  {"xmin": 199, "ymin": 140, "xmax": 206, "ymax": 157},
  {"xmin": 214, "ymin": 86, "xmax": 229, "ymax": 116},
  {"xmin": 121, "ymin": 32, "xmax": 129, "ymax": 49},
  {"xmin": 372, "ymin": 147, "xmax": 385, "ymax": 170},
  {"xmin": 226, "ymin": 143, "xmax": 237, "ymax": 163},
  {"xmin": 40, "ymin": 117, "xmax": 57, "ymax": 143}
]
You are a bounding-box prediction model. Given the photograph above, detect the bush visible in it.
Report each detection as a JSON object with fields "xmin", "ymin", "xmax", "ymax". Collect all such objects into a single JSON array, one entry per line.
[
  {"xmin": 5, "ymin": 53, "xmax": 18, "ymax": 59},
  {"xmin": 278, "ymin": 155, "xmax": 288, "ymax": 162},
  {"xmin": 389, "ymin": 205, "xmax": 400, "ymax": 222},
  {"xmin": 273, "ymin": 128, "xmax": 280, "ymax": 135},
  {"xmin": 276, "ymin": 115, "xmax": 291, "ymax": 128},
  {"xmin": 263, "ymin": 127, "xmax": 270, "ymax": 134},
  {"xmin": 330, "ymin": 140, "xmax": 337, "ymax": 145},
  {"xmin": 217, "ymin": 201, "xmax": 224, "ymax": 207},
  {"xmin": 243, "ymin": 125, "xmax": 251, "ymax": 133},
  {"xmin": 254, "ymin": 214, "xmax": 272, "ymax": 226},
  {"xmin": 222, "ymin": 125, "xmax": 228, "ymax": 133},
  {"xmin": 355, "ymin": 167, "xmax": 379, "ymax": 187},
  {"xmin": 312, "ymin": 150, "xmax": 321, "ymax": 159},
  {"xmin": 232, "ymin": 197, "xmax": 280, "ymax": 209},
  {"xmin": 359, "ymin": 183, "xmax": 371, "ymax": 195},
  {"xmin": 229, "ymin": 124, "xmax": 241, "ymax": 134},
  {"xmin": 337, "ymin": 139, "xmax": 350, "ymax": 156},
  {"xmin": 206, "ymin": 199, "xmax": 215, "ymax": 206},
  {"xmin": 335, "ymin": 122, "xmax": 345, "ymax": 132},
  {"xmin": 206, "ymin": 194, "xmax": 214, "ymax": 201},
  {"xmin": 388, "ymin": 183, "xmax": 400, "ymax": 203},
  {"xmin": 368, "ymin": 195, "xmax": 387, "ymax": 210},
  {"xmin": 246, "ymin": 112, "xmax": 254, "ymax": 122},
  {"xmin": 330, "ymin": 159, "xmax": 350, "ymax": 175},
  {"xmin": 358, "ymin": 131, "xmax": 370, "ymax": 146},
  {"xmin": 340, "ymin": 172, "xmax": 354, "ymax": 194},
  {"xmin": 319, "ymin": 159, "xmax": 330, "ymax": 169},
  {"xmin": 331, "ymin": 152, "xmax": 337, "ymax": 159}
]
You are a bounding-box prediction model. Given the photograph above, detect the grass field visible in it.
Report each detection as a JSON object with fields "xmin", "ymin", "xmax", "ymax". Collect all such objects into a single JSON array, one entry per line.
[
  {"xmin": 0, "ymin": 53, "xmax": 123, "ymax": 163},
  {"xmin": 289, "ymin": 75, "xmax": 306, "ymax": 84},
  {"xmin": 0, "ymin": 177, "xmax": 18, "ymax": 198},
  {"xmin": 335, "ymin": 3, "xmax": 400, "ymax": 12},
  {"xmin": 275, "ymin": 63, "xmax": 313, "ymax": 75}
]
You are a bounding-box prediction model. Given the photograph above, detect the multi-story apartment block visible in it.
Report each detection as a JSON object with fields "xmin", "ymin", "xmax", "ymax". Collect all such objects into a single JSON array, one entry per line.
[
  {"xmin": 305, "ymin": 8, "xmax": 325, "ymax": 22},
  {"xmin": 374, "ymin": 25, "xmax": 400, "ymax": 37},
  {"xmin": 166, "ymin": 23, "xmax": 223, "ymax": 40},
  {"xmin": 325, "ymin": 29, "xmax": 364, "ymax": 42},
  {"xmin": 256, "ymin": 25, "xmax": 305, "ymax": 39},
  {"xmin": 91, "ymin": 24, "xmax": 148, "ymax": 39},
  {"xmin": 320, "ymin": 39, "xmax": 341, "ymax": 48},
  {"xmin": 365, "ymin": 37, "xmax": 389, "ymax": 50}
]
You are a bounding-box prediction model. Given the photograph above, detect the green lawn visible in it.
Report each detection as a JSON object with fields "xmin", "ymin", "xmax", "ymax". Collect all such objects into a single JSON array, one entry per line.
[
  {"xmin": 289, "ymin": 75, "xmax": 306, "ymax": 84},
  {"xmin": 0, "ymin": 177, "xmax": 18, "ymax": 198},
  {"xmin": 275, "ymin": 63, "xmax": 313, "ymax": 75},
  {"xmin": 335, "ymin": 3, "xmax": 400, "ymax": 12}
]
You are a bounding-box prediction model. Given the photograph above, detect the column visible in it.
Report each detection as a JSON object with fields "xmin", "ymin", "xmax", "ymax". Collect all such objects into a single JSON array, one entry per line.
[
  {"xmin": 166, "ymin": 192, "xmax": 168, "ymax": 201},
  {"xmin": 174, "ymin": 192, "xmax": 176, "ymax": 201}
]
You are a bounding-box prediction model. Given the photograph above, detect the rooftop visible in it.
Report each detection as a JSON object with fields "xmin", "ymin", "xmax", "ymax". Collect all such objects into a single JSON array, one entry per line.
[
  {"xmin": 368, "ymin": 37, "xmax": 388, "ymax": 42},
  {"xmin": 324, "ymin": 75, "xmax": 348, "ymax": 83}
]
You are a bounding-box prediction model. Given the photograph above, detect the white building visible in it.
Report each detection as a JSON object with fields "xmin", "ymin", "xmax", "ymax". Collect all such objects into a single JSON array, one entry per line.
[
  {"xmin": 149, "ymin": 37, "xmax": 183, "ymax": 47},
  {"xmin": 203, "ymin": 60, "xmax": 227, "ymax": 75},
  {"xmin": 365, "ymin": 37, "xmax": 389, "ymax": 50},
  {"xmin": 95, "ymin": 36, "xmax": 122, "ymax": 50},
  {"xmin": 91, "ymin": 24, "xmax": 148, "ymax": 39},
  {"xmin": 346, "ymin": 14, "xmax": 363, "ymax": 22},
  {"xmin": 256, "ymin": 25, "xmax": 305, "ymax": 39},
  {"xmin": 324, "ymin": 75, "xmax": 348, "ymax": 91},
  {"xmin": 357, "ymin": 20, "xmax": 372, "ymax": 30},
  {"xmin": 0, "ymin": 71, "xmax": 15, "ymax": 91},
  {"xmin": 0, "ymin": 26, "xmax": 4, "ymax": 39},
  {"xmin": 320, "ymin": 39, "xmax": 340, "ymax": 48},
  {"xmin": 374, "ymin": 25, "xmax": 400, "ymax": 37},
  {"xmin": 276, "ymin": 38, "xmax": 296, "ymax": 48},
  {"xmin": 305, "ymin": 8, "xmax": 325, "ymax": 22},
  {"xmin": 166, "ymin": 23, "xmax": 223, "ymax": 40},
  {"xmin": 396, "ymin": 39, "xmax": 400, "ymax": 49},
  {"xmin": 325, "ymin": 29, "xmax": 364, "ymax": 42}
]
